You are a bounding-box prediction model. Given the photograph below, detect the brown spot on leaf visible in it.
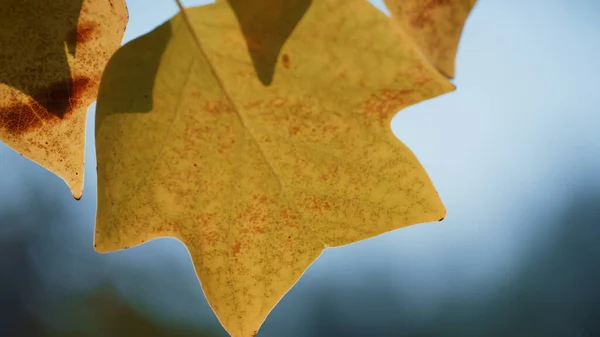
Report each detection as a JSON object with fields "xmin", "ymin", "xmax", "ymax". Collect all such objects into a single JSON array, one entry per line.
[
  {"xmin": 232, "ymin": 242, "xmax": 241, "ymax": 255},
  {"xmin": 76, "ymin": 20, "xmax": 98, "ymax": 44},
  {"xmin": 410, "ymin": 0, "xmax": 452, "ymax": 29},
  {"xmin": 66, "ymin": 20, "xmax": 98, "ymax": 49},
  {"xmin": 204, "ymin": 100, "xmax": 232, "ymax": 116},
  {"xmin": 0, "ymin": 76, "xmax": 93, "ymax": 136},
  {"xmin": 289, "ymin": 125, "xmax": 299, "ymax": 135},
  {"xmin": 43, "ymin": 76, "xmax": 92, "ymax": 117},
  {"xmin": 438, "ymin": 217, "xmax": 445, "ymax": 221},
  {"xmin": 282, "ymin": 53, "xmax": 290, "ymax": 69},
  {"xmin": 271, "ymin": 97, "xmax": 286, "ymax": 107}
]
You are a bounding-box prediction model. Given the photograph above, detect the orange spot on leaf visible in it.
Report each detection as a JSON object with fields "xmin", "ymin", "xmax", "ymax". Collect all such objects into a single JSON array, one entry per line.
[
  {"xmin": 232, "ymin": 242, "xmax": 241, "ymax": 255},
  {"xmin": 0, "ymin": 76, "xmax": 93, "ymax": 136},
  {"xmin": 76, "ymin": 20, "xmax": 98, "ymax": 44},
  {"xmin": 361, "ymin": 89, "xmax": 415, "ymax": 126},
  {"xmin": 281, "ymin": 53, "xmax": 290, "ymax": 69},
  {"xmin": 271, "ymin": 97, "xmax": 286, "ymax": 107},
  {"xmin": 289, "ymin": 125, "xmax": 301, "ymax": 135},
  {"xmin": 410, "ymin": 0, "xmax": 452, "ymax": 29}
]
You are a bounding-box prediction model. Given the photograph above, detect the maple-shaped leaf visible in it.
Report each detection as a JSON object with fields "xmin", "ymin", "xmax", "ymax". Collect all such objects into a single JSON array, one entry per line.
[
  {"xmin": 0, "ymin": 0, "xmax": 127, "ymax": 199},
  {"xmin": 384, "ymin": 0, "xmax": 477, "ymax": 77},
  {"xmin": 94, "ymin": 0, "xmax": 456, "ymax": 336}
]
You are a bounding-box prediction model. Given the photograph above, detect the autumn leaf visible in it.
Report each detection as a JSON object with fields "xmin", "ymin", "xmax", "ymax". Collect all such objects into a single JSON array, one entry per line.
[
  {"xmin": 0, "ymin": 0, "xmax": 127, "ymax": 199},
  {"xmin": 94, "ymin": 0, "xmax": 456, "ymax": 336},
  {"xmin": 384, "ymin": 0, "xmax": 477, "ymax": 78}
]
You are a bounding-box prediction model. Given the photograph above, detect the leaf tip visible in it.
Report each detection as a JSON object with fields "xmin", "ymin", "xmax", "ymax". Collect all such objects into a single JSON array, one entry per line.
[
  {"xmin": 92, "ymin": 232, "xmax": 111, "ymax": 254},
  {"xmin": 67, "ymin": 179, "xmax": 84, "ymax": 201},
  {"xmin": 93, "ymin": 243, "xmax": 108, "ymax": 254}
]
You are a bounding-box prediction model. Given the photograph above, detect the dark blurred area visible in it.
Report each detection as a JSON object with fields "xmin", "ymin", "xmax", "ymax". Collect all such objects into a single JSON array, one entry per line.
[
  {"xmin": 306, "ymin": 187, "xmax": 600, "ymax": 337},
  {"xmin": 0, "ymin": 185, "xmax": 218, "ymax": 337},
  {"xmin": 1, "ymin": 174, "xmax": 599, "ymax": 337}
]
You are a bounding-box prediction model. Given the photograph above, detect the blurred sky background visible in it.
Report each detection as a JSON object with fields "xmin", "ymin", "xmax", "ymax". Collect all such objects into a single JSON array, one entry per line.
[{"xmin": 1, "ymin": 0, "xmax": 600, "ymax": 336}]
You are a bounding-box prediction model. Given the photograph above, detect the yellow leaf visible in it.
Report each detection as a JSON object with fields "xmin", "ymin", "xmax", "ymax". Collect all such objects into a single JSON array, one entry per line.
[
  {"xmin": 95, "ymin": 0, "xmax": 454, "ymax": 336},
  {"xmin": 0, "ymin": 0, "xmax": 127, "ymax": 199},
  {"xmin": 384, "ymin": 0, "xmax": 477, "ymax": 78}
]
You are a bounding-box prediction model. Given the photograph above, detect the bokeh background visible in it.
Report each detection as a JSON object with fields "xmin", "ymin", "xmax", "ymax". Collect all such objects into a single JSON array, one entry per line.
[{"xmin": 1, "ymin": 0, "xmax": 599, "ymax": 336}]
